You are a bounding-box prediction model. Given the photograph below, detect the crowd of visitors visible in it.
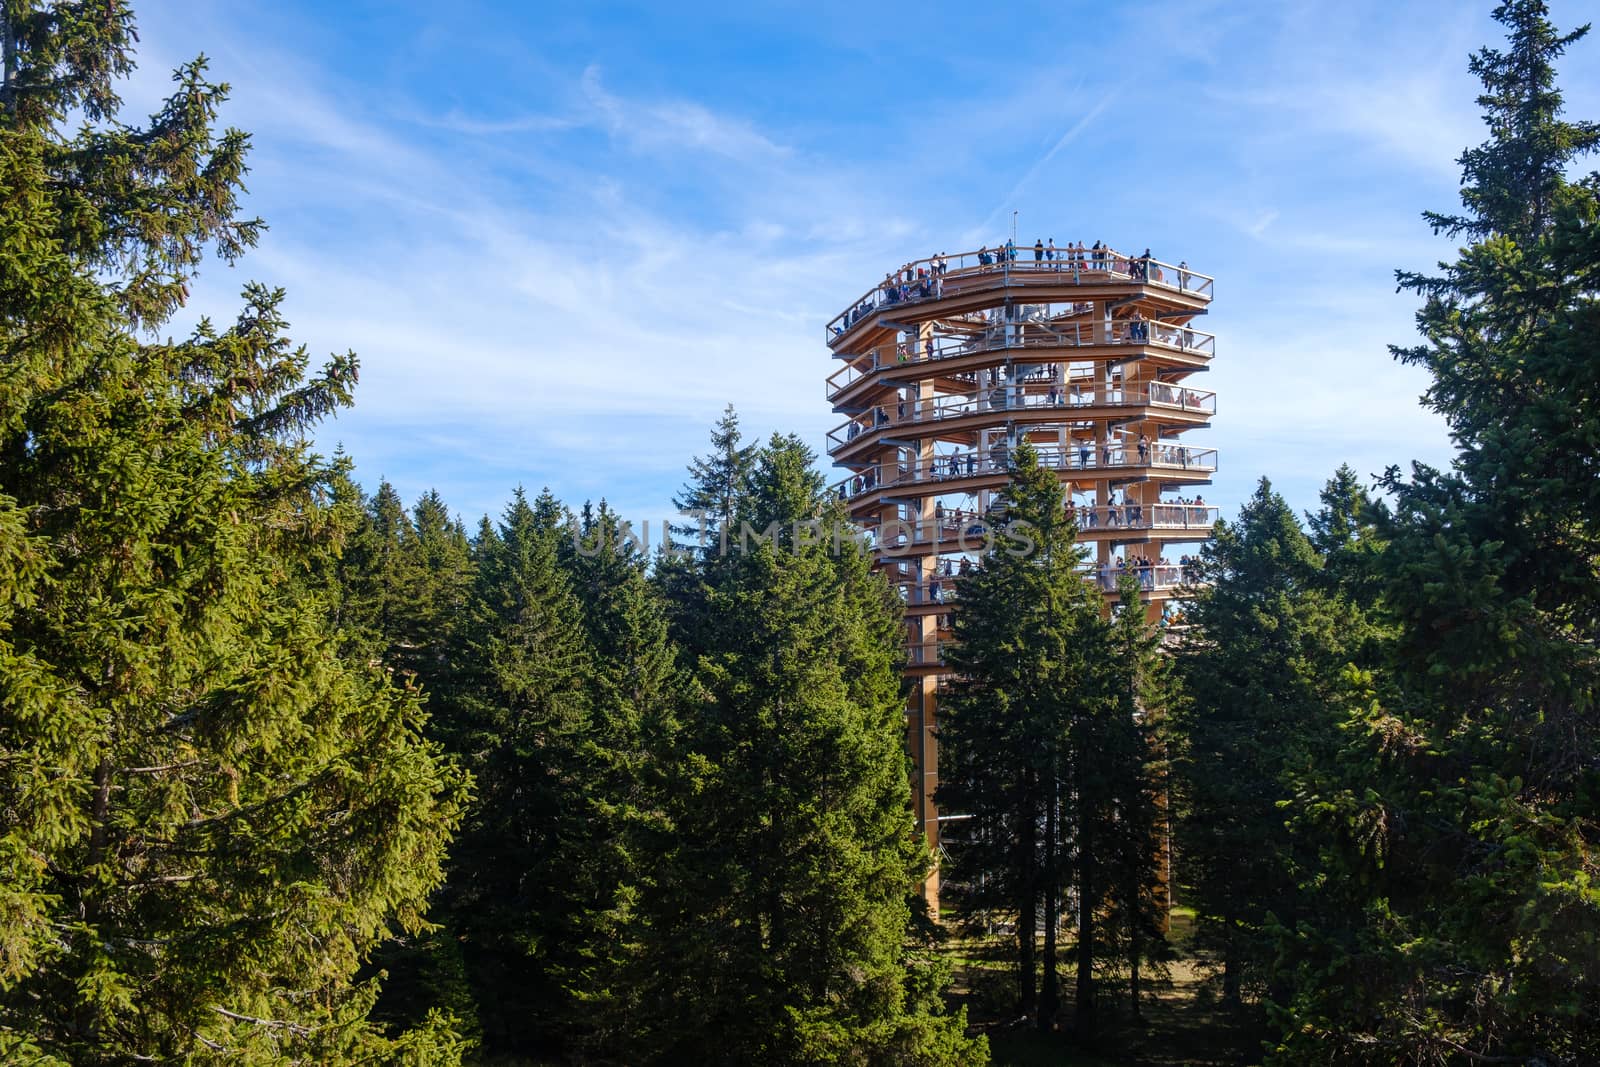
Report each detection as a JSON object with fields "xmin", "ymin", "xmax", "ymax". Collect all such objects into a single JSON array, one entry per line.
[
  {"xmin": 840, "ymin": 375, "xmax": 1210, "ymax": 441},
  {"xmin": 1074, "ymin": 493, "xmax": 1210, "ymax": 530},
  {"xmin": 832, "ymin": 240, "xmax": 1196, "ymax": 336},
  {"xmin": 1108, "ymin": 552, "xmax": 1175, "ymax": 590},
  {"xmin": 838, "ymin": 436, "xmax": 1212, "ymax": 500}
]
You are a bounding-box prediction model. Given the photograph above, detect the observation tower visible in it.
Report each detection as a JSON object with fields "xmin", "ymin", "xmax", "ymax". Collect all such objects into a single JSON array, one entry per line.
[{"xmin": 823, "ymin": 241, "xmax": 1218, "ymax": 905}]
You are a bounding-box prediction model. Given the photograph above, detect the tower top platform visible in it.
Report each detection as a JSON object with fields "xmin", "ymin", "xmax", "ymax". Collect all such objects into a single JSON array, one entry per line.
[{"xmin": 828, "ymin": 243, "xmax": 1212, "ymax": 349}]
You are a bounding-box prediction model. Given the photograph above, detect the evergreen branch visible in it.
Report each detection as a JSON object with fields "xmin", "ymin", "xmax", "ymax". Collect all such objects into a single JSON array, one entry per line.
[{"xmin": 211, "ymin": 1004, "xmax": 320, "ymax": 1037}]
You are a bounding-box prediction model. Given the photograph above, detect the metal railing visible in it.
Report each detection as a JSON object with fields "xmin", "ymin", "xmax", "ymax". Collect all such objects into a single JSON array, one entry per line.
[
  {"xmin": 828, "ymin": 244, "xmax": 1213, "ymax": 341},
  {"xmin": 1073, "ymin": 503, "xmax": 1219, "ymax": 531},
  {"xmin": 1148, "ymin": 381, "xmax": 1216, "ymax": 411},
  {"xmin": 868, "ymin": 517, "xmax": 1006, "ymax": 554},
  {"xmin": 898, "ymin": 578, "xmax": 962, "ymax": 607},
  {"xmin": 906, "ymin": 641, "xmax": 955, "ymax": 667},
  {"xmin": 1091, "ymin": 564, "xmax": 1195, "ymax": 592},
  {"xmin": 827, "ymin": 381, "xmax": 1216, "ymax": 450},
  {"xmin": 830, "ymin": 441, "xmax": 1218, "ymax": 501},
  {"xmin": 859, "ymin": 505, "xmax": 1214, "ymax": 557},
  {"xmin": 825, "ymin": 320, "xmax": 1216, "ymax": 401}
]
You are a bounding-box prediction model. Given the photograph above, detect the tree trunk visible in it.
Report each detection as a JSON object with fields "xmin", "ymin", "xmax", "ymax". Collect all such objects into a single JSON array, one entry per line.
[
  {"xmin": 2, "ymin": 5, "xmax": 16, "ymax": 108},
  {"xmin": 1017, "ymin": 770, "xmax": 1038, "ymax": 1020},
  {"xmin": 1075, "ymin": 808, "xmax": 1097, "ymax": 1040},
  {"xmin": 1038, "ymin": 772, "xmax": 1059, "ymax": 1031},
  {"xmin": 1129, "ymin": 920, "xmax": 1142, "ymax": 1023},
  {"xmin": 1127, "ymin": 851, "xmax": 1144, "ymax": 1022},
  {"xmin": 1222, "ymin": 921, "xmax": 1241, "ymax": 1007}
]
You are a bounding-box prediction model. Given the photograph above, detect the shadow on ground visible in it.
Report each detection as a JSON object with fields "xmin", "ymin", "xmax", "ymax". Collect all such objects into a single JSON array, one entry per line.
[{"xmin": 944, "ymin": 909, "xmax": 1267, "ymax": 1067}]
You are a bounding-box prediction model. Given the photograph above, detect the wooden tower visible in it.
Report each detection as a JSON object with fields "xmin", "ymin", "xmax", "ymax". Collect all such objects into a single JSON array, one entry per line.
[{"xmin": 823, "ymin": 242, "xmax": 1216, "ymax": 910}]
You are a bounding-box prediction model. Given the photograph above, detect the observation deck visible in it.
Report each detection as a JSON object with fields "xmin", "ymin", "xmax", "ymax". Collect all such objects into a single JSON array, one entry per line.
[
  {"xmin": 821, "ymin": 240, "xmax": 1219, "ymax": 907},
  {"xmin": 826, "ymin": 246, "xmax": 1212, "ymax": 348}
]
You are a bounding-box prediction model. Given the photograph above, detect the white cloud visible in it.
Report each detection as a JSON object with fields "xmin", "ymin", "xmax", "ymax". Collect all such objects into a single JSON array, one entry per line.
[
  {"xmin": 126, "ymin": 0, "xmax": 1488, "ymax": 522},
  {"xmin": 980, "ymin": 93, "xmax": 1113, "ymax": 231},
  {"xmin": 1198, "ymin": 3, "xmax": 1485, "ymax": 180},
  {"xmin": 409, "ymin": 109, "xmax": 580, "ymax": 136},
  {"xmin": 578, "ymin": 65, "xmax": 793, "ymax": 164}
]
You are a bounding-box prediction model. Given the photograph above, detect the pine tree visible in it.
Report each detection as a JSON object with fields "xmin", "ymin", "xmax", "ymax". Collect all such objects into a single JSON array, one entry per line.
[
  {"xmin": 356, "ymin": 487, "xmax": 477, "ymax": 1045},
  {"xmin": 556, "ymin": 499, "xmax": 685, "ymax": 1056},
  {"xmin": 340, "ymin": 480, "xmax": 424, "ymax": 661},
  {"xmin": 937, "ymin": 442, "xmax": 1106, "ymax": 1035},
  {"xmin": 1299, "ymin": 465, "xmax": 1387, "ymax": 629},
  {"xmin": 404, "ymin": 489, "xmax": 474, "ymax": 680},
  {"xmin": 0, "ymin": 5, "xmax": 467, "ymax": 1061},
  {"xmin": 1174, "ymin": 479, "xmax": 1352, "ymax": 1010},
  {"xmin": 1101, "ymin": 574, "xmax": 1176, "ymax": 1025},
  {"xmin": 426, "ymin": 489, "xmax": 602, "ymax": 1058},
  {"xmin": 639, "ymin": 431, "xmax": 984, "ymax": 1065},
  {"xmin": 659, "ymin": 405, "xmax": 758, "ymax": 654},
  {"xmin": 671, "ymin": 402, "xmax": 757, "ymax": 559},
  {"xmin": 1272, "ymin": 4, "xmax": 1600, "ymax": 1061}
]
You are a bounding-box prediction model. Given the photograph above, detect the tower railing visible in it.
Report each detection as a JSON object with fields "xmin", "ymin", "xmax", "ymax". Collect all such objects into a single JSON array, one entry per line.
[
  {"xmin": 907, "ymin": 563, "xmax": 1197, "ymax": 665},
  {"xmin": 1090, "ymin": 563, "xmax": 1194, "ymax": 592},
  {"xmin": 825, "ymin": 322, "xmax": 1215, "ymax": 400},
  {"xmin": 828, "ymin": 383, "xmax": 1216, "ymax": 449},
  {"xmin": 1073, "ymin": 503, "xmax": 1219, "ymax": 531},
  {"xmin": 898, "ymin": 579, "xmax": 962, "ymax": 607},
  {"xmin": 831, "ymin": 443, "xmax": 1219, "ymax": 501},
  {"xmin": 828, "ymin": 245, "xmax": 1213, "ymax": 341},
  {"xmin": 859, "ymin": 504, "xmax": 1218, "ymax": 559}
]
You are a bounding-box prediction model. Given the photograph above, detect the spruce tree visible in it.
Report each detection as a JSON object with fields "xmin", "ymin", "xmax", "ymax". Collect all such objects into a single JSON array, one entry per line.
[
  {"xmin": 1101, "ymin": 574, "xmax": 1176, "ymax": 1025},
  {"xmin": 1303, "ymin": 464, "xmax": 1385, "ymax": 611},
  {"xmin": 426, "ymin": 489, "xmax": 603, "ymax": 1058},
  {"xmin": 640, "ymin": 431, "xmax": 983, "ymax": 1065},
  {"xmin": 355, "ymin": 487, "xmax": 477, "ymax": 1045},
  {"xmin": 1272, "ymin": 4, "xmax": 1600, "ymax": 1061},
  {"xmin": 1173, "ymin": 479, "xmax": 1352, "ymax": 1009},
  {"xmin": 340, "ymin": 480, "xmax": 425, "ymax": 662},
  {"xmin": 557, "ymin": 499, "xmax": 684, "ymax": 1056},
  {"xmin": 0, "ymin": 4, "xmax": 467, "ymax": 1061},
  {"xmin": 659, "ymin": 404, "xmax": 758, "ymax": 654},
  {"xmin": 937, "ymin": 442, "xmax": 1106, "ymax": 1035},
  {"xmin": 404, "ymin": 489, "xmax": 474, "ymax": 680},
  {"xmin": 368, "ymin": 494, "xmax": 673, "ymax": 1058},
  {"xmin": 673, "ymin": 403, "xmax": 758, "ymax": 545}
]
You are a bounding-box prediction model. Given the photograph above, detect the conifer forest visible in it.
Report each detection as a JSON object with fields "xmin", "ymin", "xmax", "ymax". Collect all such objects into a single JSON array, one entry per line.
[{"xmin": 0, "ymin": 1, "xmax": 1596, "ymax": 1064}]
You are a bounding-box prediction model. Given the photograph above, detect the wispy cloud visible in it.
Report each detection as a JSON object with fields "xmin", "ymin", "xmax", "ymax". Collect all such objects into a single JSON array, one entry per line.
[
  {"xmin": 579, "ymin": 65, "xmax": 792, "ymax": 164},
  {"xmin": 981, "ymin": 92, "xmax": 1113, "ymax": 232},
  {"xmin": 126, "ymin": 0, "xmax": 1481, "ymax": 523},
  {"xmin": 131, "ymin": 23, "xmax": 916, "ymax": 518},
  {"xmin": 409, "ymin": 109, "xmax": 580, "ymax": 136}
]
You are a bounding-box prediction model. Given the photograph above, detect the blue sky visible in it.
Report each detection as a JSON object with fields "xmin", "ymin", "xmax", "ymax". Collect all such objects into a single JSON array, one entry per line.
[{"xmin": 127, "ymin": 0, "xmax": 1600, "ymax": 529}]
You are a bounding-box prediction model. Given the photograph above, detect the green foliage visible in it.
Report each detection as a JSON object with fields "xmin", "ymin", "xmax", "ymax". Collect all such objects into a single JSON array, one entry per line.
[
  {"xmin": 418, "ymin": 490, "xmax": 609, "ymax": 1057},
  {"xmin": 1268, "ymin": 4, "xmax": 1600, "ymax": 1061},
  {"xmin": 344, "ymin": 429, "xmax": 980, "ymax": 1063},
  {"xmin": 670, "ymin": 401, "xmax": 757, "ymax": 559},
  {"xmin": 1175, "ymin": 480, "xmax": 1362, "ymax": 1009},
  {"xmin": 338, "ymin": 481, "xmax": 425, "ymax": 656},
  {"xmin": 658, "ymin": 405, "xmax": 759, "ymax": 658},
  {"xmin": 636, "ymin": 429, "xmax": 984, "ymax": 1066},
  {"xmin": 1100, "ymin": 573, "xmax": 1179, "ymax": 1023},
  {"xmin": 939, "ymin": 443, "xmax": 1165, "ymax": 1040},
  {"xmin": 0, "ymin": 4, "xmax": 467, "ymax": 1061}
]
